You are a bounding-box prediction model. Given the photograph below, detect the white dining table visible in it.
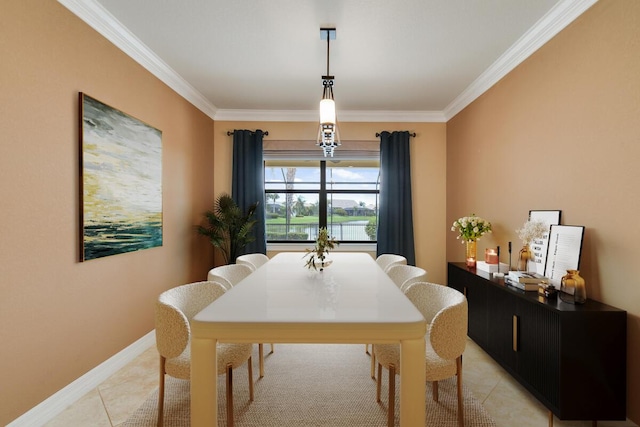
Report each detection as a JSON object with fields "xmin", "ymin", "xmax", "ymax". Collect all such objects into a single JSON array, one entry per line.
[{"xmin": 191, "ymin": 252, "xmax": 427, "ymax": 426}]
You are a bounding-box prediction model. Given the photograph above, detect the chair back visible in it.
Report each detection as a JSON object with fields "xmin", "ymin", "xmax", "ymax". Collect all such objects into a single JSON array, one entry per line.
[
  {"xmin": 155, "ymin": 281, "xmax": 227, "ymax": 360},
  {"xmin": 404, "ymin": 282, "xmax": 468, "ymax": 361},
  {"xmin": 375, "ymin": 254, "xmax": 407, "ymax": 273},
  {"xmin": 207, "ymin": 264, "xmax": 253, "ymax": 290},
  {"xmin": 386, "ymin": 265, "xmax": 427, "ymax": 291},
  {"xmin": 236, "ymin": 253, "xmax": 270, "ymax": 271}
]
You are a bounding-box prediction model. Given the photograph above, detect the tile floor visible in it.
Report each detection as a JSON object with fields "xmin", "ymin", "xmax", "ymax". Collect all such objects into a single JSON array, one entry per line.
[{"xmin": 43, "ymin": 339, "xmax": 635, "ymax": 427}]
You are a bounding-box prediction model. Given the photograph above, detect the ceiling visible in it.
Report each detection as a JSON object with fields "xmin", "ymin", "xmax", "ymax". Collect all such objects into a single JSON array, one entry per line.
[{"xmin": 60, "ymin": 0, "xmax": 596, "ymax": 121}]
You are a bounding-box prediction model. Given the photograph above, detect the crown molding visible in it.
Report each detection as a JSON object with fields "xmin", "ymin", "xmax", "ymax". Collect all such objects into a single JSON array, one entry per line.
[
  {"xmin": 59, "ymin": 0, "xmax": 595, "ymax": 124},
  {"xmin": 214, "ymin": 109, "xmax": 446, "ymax": 123},
  {"xmin": 57, "ymin": 0, "xmax": 218, "ymax": 119},
  {"xmin": 443, "ymin": 0, "xmax": 598, "ymax": 121}
]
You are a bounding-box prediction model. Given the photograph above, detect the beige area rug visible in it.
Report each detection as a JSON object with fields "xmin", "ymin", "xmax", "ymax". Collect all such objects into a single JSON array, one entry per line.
[{"xmin": 123, "ymin": 344, "xmax": 496, "ymax": 427}]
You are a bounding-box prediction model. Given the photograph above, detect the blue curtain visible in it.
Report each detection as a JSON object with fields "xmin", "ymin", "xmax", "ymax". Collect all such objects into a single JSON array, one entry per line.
[
  {"xmin": 377, "ymin": 131, "xmax": 416, "ymax": 265},
  {"xmin": 232, "ymin": 129, "xmax": 266, "ymax": 255}
]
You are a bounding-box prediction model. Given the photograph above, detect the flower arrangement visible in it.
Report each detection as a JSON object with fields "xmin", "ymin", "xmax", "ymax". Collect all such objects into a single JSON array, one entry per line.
[
  {"xmin": 451, "ymin": 214, "xmax": 492, "ymax": 243},
  {"xmin": 304, "ymin": 227, "xmax": 339, "ymax": 271},
  {"xmin": 516, "ymin": 220, "xmax": 548, "ymax": 245}
]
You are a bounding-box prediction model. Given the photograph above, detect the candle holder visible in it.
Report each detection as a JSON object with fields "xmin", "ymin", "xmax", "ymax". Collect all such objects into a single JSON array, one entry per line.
[{"xmin": 485, "ymin": 248, "xmax": 499, "ymax": 264}]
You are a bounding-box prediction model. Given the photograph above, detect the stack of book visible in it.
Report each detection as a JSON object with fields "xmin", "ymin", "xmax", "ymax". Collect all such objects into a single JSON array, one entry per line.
[{"xmin": 505, "ymin": 271, "xmax": 548, "ymax": 291}]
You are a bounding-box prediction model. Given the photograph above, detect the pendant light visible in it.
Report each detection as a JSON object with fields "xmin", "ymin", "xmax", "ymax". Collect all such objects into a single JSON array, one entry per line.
[{"xmin": 317, "ymin": 28, "xmax": 340, "ymax": 157}]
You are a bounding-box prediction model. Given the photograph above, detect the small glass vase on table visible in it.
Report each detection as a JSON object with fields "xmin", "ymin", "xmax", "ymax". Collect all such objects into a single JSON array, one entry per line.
[
  {"xmin": 465, "ymin": 240, "xmax": 477, "ymax": 268},
  {"xmin": 517, "ymin": 244, "xmax": 533, "ymax": 271},
  {"xmin": 304, "ymin": 227, "xmax": 339, "ymax": 272},
  {"xmin": 515, "ymin": 219, "xmax": 548, "ymax": 272},
  {"xmin": 560, "ymin": 269, "xmax": 586, "ymax": 304}
]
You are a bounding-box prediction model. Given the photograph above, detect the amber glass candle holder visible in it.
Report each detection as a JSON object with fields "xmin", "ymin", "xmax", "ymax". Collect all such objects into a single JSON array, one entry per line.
[{"xmin": 485, "ymin": 248, "xmax": 498, "ymax": 264}]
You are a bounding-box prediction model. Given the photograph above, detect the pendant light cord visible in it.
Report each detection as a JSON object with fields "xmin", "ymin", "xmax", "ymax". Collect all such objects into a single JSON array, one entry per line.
[{"xmin": 326, "ymin": 29, "xmax": 330, "ymax": 76}]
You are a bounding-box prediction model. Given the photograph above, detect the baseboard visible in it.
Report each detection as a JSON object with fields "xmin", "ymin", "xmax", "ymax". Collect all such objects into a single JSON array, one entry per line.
[{"xmin": 7, "ymin": 330, "xmax": 156, "ymax": 427}]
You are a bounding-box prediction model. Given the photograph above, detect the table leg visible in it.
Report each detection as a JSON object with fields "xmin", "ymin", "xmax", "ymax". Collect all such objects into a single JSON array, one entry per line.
[
  {"xmin": 400, "ymin": 337, "xmax": 426, "ymax": 426},
  {"xmin": 191, "ymin": 337, "xmax": 218, "ymax": 427}
]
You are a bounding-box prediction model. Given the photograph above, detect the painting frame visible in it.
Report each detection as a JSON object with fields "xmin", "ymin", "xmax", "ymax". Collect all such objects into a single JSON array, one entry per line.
[
  {"xmin": 79, "ymin": 93, "xmax": 163, "ymax": 261},
  {"xmin": 528, "ymin": 210, "xmax": 561, "ymax": 275},
  {"xmin": 544, "ymin": 225, "xmax": 585, "ymax": 288}
]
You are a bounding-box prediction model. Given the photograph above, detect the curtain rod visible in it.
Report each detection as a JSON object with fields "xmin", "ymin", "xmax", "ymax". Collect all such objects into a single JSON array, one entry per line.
[
  {"xmin": 227, "ymin": 131, "xmax": 269, "ymax": 136},
  {"xmin": 375, "ymin": 132, "xmax": 416, "ymax": 137}
]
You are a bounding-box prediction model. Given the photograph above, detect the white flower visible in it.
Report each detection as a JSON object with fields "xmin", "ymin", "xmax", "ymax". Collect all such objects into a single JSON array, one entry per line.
[
  {"xmin": 451, "ymin": 213, "xmax": 492, "ymax": 242},
  {"xmin": 516, "ymin": 220, "xmax": 548, "ymax": 245}
]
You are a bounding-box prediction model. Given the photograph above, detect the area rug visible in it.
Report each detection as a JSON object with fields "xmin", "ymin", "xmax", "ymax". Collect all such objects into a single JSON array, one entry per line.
[{"xmin": 123, "ymin": 344, "xmax": 496, "ymax": 426}]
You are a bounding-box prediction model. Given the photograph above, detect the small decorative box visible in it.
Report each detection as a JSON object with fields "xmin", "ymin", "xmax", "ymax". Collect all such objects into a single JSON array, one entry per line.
[{"xmin": 476, "ymin": 261, "xmax": 509, "ymax": 273}]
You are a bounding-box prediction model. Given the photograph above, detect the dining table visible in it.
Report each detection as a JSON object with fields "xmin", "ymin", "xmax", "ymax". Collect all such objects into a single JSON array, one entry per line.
[{"xmin": 191, "ymin": 251, "xmax": 427, "ymax": 426}]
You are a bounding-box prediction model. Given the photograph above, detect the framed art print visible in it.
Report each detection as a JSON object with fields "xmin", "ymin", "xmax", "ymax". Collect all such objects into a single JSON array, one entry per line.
[
  {"xmin": 544, "ymin": 225, "xmax": 585, "ymax": 288},
  {"xmin": 528, "ymin": 210, "xmax": 561, "ymax": 275},
  {"xmin": 80, "ymin": 93, "xmax": 163, "ymax": 261}
]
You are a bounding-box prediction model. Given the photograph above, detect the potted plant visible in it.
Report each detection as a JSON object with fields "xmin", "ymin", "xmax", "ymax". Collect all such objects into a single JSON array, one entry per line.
[
  {"xmin": 304, "ymin": 227, "xmax": 339, "ymax": 271},
  {"xmin": 196, "ymin": 193, "xmax": 258, "ymax": 264}
]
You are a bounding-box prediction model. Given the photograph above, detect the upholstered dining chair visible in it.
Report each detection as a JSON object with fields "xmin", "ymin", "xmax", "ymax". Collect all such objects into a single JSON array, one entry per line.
[
  {"xmin": 375, "ymin": 254, "xmax": 407, "ymax": 273},
  {"xmin": 207, "ymin": 264, "xmax": 253, "ymax": 291},
  {"xmin": 236, "ymin": 252, "xmax": 276, "ymax": 361},
  {"xmin": 236, "ymin": 253, "xmax": 270, "ymax": 272},
  {"xmin": 386, "ymin": 265, "xmax": 428, "ymax": 291},
  {"xmin": 366, "ymin": 255, "xmax": 409, "ymax": 357},
  {"xmin": 374, "ymin": 282, "xmax": 468, "ymax": 427},
  {"xmin": 207, "ymin": 263, "xmax": 270, "ymax": 377},
  {"xmin": 155, "ymin": 281, "xmax": 254, "ymax": 427},
  {"xmin": 368, "ymin": 264, "xmax": 428, "ymax": 376}
]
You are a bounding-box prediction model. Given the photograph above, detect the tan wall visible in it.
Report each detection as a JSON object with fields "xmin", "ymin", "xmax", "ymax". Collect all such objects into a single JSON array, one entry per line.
[
  {"xmin": 11, "ymin": 0, "xmax": 636, "ymax": 423},
  {"xmin": 213, "ymin": 121, "xmax": 448, "ymax": 282},
  {"xmin": 446, "ymin": 0, "xmax": 640, "ymax": 422},
  {"xmin": 0, "ymin": 1, "xmax": 215, "ymax": 424}
]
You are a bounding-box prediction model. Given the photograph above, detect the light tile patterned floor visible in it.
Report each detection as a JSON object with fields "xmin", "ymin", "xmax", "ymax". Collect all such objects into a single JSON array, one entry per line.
[{"xmin": 44, "ymin": 339, "xmax": 636, "ymax": 427}]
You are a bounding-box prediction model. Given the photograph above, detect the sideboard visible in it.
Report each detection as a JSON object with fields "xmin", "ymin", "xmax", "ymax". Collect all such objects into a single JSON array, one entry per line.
[{"xmin": 447, "ymin": 262, "xmax": 626, "ymax": 423}]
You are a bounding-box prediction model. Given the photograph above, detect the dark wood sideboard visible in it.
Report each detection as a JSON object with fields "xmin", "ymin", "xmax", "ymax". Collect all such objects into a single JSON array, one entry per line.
[{"xmin": 448, "ymin": 262, "xmax": 627, "ymax": 422}]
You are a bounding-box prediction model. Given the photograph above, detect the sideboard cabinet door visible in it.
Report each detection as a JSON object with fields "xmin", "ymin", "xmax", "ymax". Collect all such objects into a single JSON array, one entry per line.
[
  {"xmin": 516, "ymin": 298, "xmax": 560, "ymax": 410},
  {"xmin": 485, "ymin": 284, "xmax": 517, "ymax": 372},
  {"xmin": 448, "ymin": 263, "xmax": 487, "ymax": 347}
]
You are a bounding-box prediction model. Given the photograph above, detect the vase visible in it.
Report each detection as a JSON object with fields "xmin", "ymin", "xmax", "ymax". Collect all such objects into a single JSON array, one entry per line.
[
  {"xmin": 560, "ymin": 269, "xmax": 586, "ymax": 304},
  {"xmin": 319, "ymin": 257, "xmax": 333, "ymax": 271},
  {"xmin": 465, "ymin": 240, "xmax": 477, "ymax": 268},
  {"xmin": 517, "ymin": 245, "xmax": 532, "ymax": 271}
]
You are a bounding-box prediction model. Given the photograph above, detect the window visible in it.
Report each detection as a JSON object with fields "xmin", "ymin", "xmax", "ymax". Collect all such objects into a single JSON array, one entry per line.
[{"xmin": 264, "ymin": 159, "xmax": 380, "ymax": 243}]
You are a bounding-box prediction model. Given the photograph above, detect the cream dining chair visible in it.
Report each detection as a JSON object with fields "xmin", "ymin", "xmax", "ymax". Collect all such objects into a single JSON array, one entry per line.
[
  {"xmin": 207, "ymin": 263, "xmax": 271, "ymax": 377},
  {"xmin": 374, "ymin": 282, "xmax": 468, "ymax": 427},
  {"xmin": 206, "ymin": 264, "xmax": 253, "ymax": 291},
  {"xmin": 366, "ymin": 254, "xmax": 409, "ymax": 356},
  {"xmin": 236, "ymin": 253, "xmax": 270, "ymax": 271},
  {"xmin": 369, "ymin": 264, "xmax": 428, "ymax": 377},
  {"xmin": 155, "ymin": 281, "xmax": 254, "ymax": 427},
  {"xmin": 386, "ymin": 264, "xmax": 428, "ymax": 291},
  {"xmin": 375, "ymin": 254, "xmax": 407, "ymax": 273}
]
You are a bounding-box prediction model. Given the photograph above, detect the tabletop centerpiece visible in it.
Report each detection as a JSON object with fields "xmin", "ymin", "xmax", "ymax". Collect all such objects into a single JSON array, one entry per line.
[
  {"xmin": 304, "ymin": 227, "xmax": 339, "ymax": 271},
  {"xmin": 451, "ymin": 214, "xmax": 492, "ymax": 268},
  {"xmin": 515, "ymin": 219, "xmax": 547, "ymax": 271}
]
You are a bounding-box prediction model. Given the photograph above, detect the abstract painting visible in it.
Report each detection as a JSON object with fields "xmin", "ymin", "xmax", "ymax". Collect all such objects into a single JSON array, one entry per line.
[{"xmin": 80, "ymin": 93, "xmax": 162, "ymax": 261}]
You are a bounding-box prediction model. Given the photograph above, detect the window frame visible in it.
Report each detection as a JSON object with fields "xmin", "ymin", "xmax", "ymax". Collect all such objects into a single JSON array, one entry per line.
[{"xmin": 264, "ymin": 160, "xmax": 380, "ymax": 244}]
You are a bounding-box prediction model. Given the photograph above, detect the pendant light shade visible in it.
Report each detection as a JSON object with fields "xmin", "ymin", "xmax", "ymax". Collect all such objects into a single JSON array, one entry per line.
[
  {"xmin": 319, "ymin": 98, "xmax": 335, "ymax": 125},
  {"xmin": 317, "ymin": 28, "xmax": 340, "ymax": 157}
]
